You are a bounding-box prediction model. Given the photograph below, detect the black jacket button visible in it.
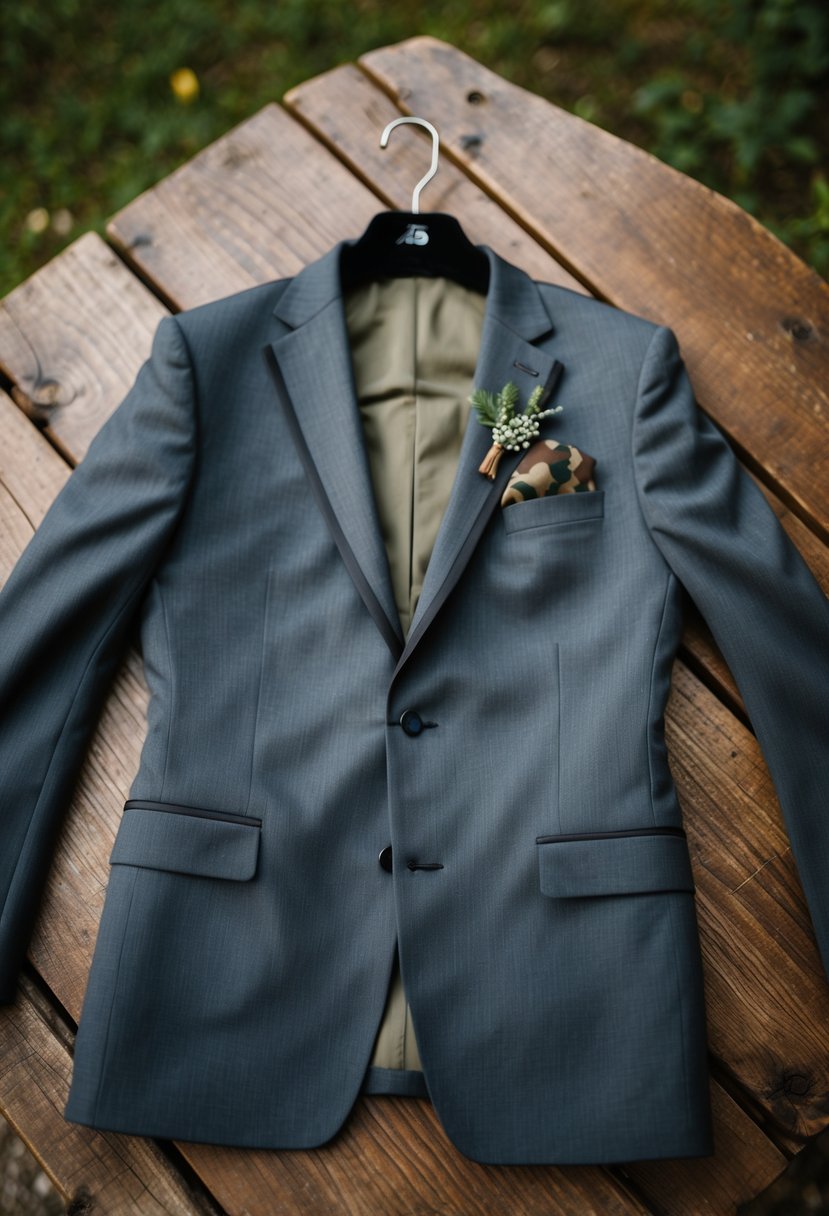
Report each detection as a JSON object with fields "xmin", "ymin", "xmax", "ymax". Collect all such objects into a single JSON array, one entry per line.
[
  {"xmin": 399, "ymin": 709, "xmax": 423, "ymax": 736},
  {"xmin": 378, "ymin": 846, "xmax": 393, "ymax": 872}
]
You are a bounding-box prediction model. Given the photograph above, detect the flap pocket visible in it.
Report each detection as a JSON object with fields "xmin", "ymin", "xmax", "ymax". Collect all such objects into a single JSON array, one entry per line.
[
  {"xmin": 537, "ymin": 828, "xmax": 694, "ymax": 897},
  {"xmin": 110, "ymin": 800, "xmax": 261, "ymax": 880}
]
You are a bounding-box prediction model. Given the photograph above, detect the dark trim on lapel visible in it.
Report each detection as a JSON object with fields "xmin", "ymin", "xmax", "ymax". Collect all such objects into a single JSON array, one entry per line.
[{"xmin": 538, "ymin": 359, "xmax": 564, "ymax": 409}]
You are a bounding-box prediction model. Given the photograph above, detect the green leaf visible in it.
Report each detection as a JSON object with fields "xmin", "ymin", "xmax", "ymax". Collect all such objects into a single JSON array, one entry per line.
[
  {"xmin": 469, "ymin": 388, "xmax": 500, "ymax": 428},
  {"xmin": 500, "ymin": 381, "xmax": 519, "ymax": 419}
]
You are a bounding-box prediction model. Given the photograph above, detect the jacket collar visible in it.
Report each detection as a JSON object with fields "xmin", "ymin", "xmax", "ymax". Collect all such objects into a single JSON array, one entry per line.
[{"xmin": 262, "ymin": 235, "xmax": 562, "ymax": 682}]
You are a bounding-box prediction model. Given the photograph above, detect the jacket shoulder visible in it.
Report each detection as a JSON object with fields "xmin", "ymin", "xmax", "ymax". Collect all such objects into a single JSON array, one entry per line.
[
  {"xmin": 537, "ymin": 280, "xmax": 662, "ymax": 343},
  {"xmin": 172, "ymin": 277, "xmax": 292, "ymax": 351},
  {"xmin": 535, "ymin": 280, "xmax": 667, "ymax": 392}
]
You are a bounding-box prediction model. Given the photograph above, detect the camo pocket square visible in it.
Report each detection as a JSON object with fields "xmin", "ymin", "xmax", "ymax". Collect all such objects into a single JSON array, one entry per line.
[{"xmin": 501, "ymin": 440, "xmax": 597, "ymax": 507}]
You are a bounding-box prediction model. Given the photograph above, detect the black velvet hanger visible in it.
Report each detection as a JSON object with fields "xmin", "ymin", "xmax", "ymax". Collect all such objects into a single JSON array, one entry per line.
[{"xmin": 339, "ymin": 118, "xmax": 490, "ymax": 297}]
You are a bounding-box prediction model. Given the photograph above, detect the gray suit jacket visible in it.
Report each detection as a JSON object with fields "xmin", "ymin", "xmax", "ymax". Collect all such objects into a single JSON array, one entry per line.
[{"xmin": 0, "ymin": 236, "xmax": 827, "ymax": 1166}]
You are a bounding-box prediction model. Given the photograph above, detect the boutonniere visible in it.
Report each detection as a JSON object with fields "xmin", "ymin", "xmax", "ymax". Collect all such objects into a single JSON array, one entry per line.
[{"xmin": 469, "ymin": 381, "xmax": 564, "ymax": 479}]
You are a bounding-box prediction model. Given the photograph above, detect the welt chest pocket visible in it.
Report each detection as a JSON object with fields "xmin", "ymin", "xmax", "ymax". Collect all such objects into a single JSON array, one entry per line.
[{"xmin": 501, "ymin": 488, "xmax": 605, "ymax": 535}]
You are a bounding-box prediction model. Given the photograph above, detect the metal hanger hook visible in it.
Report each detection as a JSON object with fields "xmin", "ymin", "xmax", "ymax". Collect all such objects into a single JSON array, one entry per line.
[{"xmin": 380, "ymin": 117, "xmax": 440, "ymax": 215}]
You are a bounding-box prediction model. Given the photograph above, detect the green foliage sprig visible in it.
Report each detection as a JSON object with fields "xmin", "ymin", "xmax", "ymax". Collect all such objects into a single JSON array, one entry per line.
[{"xmin": 469, "ymin": 380, "xmax": 563, "ymax": 452}]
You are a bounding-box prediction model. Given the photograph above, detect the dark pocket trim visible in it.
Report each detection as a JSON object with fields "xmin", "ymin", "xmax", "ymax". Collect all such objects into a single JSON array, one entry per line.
[
  {"xmin": 536, "ymin": 825, "xmax": 686, "ymax": 844},
  {"xmin": 537, "ymin": 826, "xmax": 695, "ymax": 897},
  {"xmin": 112, "ymin": 802, "xmax": 261, "ymax": 880},
  {"xmin": 124, "ymin": 799, "xmax": 262, "ymax": 827}
]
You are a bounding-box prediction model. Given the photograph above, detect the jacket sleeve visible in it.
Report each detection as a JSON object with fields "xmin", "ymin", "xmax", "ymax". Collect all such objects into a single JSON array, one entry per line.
[
  {"xmin": 632, "ymin": 323, "xmax": 829, "ymax": 978},
  {"xmin": 0, "ymin": 314, "xmax": 197, "ymax": 1003}
]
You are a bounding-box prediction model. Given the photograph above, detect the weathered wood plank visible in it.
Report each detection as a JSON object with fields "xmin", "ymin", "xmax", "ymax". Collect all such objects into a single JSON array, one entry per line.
[
  {"xmin": 0, "ymin": 973, "xmax": 215, "ymax": 1215},
  {"xmin": 174, "ymin": 1079, "xmax": 791, "ymax": 1216},
  {"xmin": 619, "ymin": 1079, "xmax": 787, "ymax": 1216},
  {"xmin": 0, "ymin": 231, "xmax": 168, "ymax": 461},
  {"xmin": 177, "ymin": 1096, "xmax": 652, "ymax": 1216},
  {"xmin": 354, "ymin": 36, "xmax": 829, "ymax": 538},
  {"xmin": 105, "ymin": 100, "xmax": 584, "ymax": 315}
]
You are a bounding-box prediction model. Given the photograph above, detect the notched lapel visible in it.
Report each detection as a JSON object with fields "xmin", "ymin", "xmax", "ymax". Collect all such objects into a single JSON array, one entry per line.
[{"xmin": 262, "ymin": 238, "xmax": 564, "ymax": 678}]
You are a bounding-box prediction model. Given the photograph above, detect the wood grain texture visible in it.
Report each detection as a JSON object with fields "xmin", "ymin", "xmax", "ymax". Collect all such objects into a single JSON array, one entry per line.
[
  {"xmin": 177, "ymin": 1097, "xmax": 652, "ymax": 1216},
  {"xmin": 355, "ymin": 36, "xmax": 829, "ymax": 540},
  {"xmin": 0, "ymin": 974, "xmax": 216, "ymax": 1215},
  {"xmin": 174, "ymin": 1079, "xmax": 788, "ymax": 1216},
  {"xmin": 105, "ymin": 98, "xmax": 585, "ymax": 313},
  {"xmin": 0, "ymin": 388, "xmax": 72, "ymax": 570},
  {"xmin": 619, "ymin": 1080, "xmax": 787, "ymax": 1216},
  {"xmin": 0, "ymin": 232, "xmax": 169, "ymax": 462},
  {"xmin": 106, "ymin": 101, "xmax": 390, "ymax": 310}
]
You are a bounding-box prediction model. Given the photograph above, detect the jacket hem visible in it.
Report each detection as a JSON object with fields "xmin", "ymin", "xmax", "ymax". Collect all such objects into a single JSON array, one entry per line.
[{"xmin": 360, "ymin": 1065, "xmax": 430, "ymax": 1098}]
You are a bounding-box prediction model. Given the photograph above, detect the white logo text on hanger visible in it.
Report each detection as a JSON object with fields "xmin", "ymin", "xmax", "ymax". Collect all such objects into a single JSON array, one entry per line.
[{"xmin": 396, "ymin": 223, "xmax": 430, "ymax": 247}]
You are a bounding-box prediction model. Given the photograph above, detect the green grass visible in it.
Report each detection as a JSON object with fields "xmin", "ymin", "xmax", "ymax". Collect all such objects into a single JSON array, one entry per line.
[{"xmin": 2, "ymin": 0, "xmax": 827, "ymax": 299}]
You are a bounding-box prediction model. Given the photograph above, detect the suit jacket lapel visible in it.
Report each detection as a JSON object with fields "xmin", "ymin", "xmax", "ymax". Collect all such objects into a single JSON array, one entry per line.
[{"xmin": 262, "ymin": 237, "xmax": 563, "ymax": 676}]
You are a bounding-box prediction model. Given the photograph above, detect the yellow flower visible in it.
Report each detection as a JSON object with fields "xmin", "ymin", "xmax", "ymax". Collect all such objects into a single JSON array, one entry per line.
[
  {"xmin": 25, "ymin": 207, "xmax": 50, "ymax": 234},
  {"xmin": 170, "ymin": 68, "xmax": 199, "ymax": 104}
]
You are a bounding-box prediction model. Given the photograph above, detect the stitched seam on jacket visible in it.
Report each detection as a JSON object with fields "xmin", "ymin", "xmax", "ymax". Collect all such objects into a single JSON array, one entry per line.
[
  {"xmin": 150, "ymin": 315, "xmax": 198, "ymax": 804},
  {"xmin": 665, "ymin": 895, "xmax": 692, "ymax": 1131},
  {"xmin": 158, "ymin": 579, "xmax": 174, "ymax": 801},
  {"xmin": 170, "ymin": 316, "xmax": 201, "ymax": 457},
  {"xmin": 631, "ymin": 326, "xmax": 693, "ymax": 1129},
  {"xmin": 629, "ymin": 324, "xmax": 668, "ymax": 562},
  {"xmin": 91, "ymin": 863, "xmax": 139, "ymax": 1124},
  {"xmin": 645, "ymin": 572, "xmax": 674, "ymax": 828},
  {"xmin": 247, "ymin": 567, "xmax": 271, "ymax": 816},
  {"xmin": 554, "ymin": 642, "xmax": 562, "ymax": 835}
]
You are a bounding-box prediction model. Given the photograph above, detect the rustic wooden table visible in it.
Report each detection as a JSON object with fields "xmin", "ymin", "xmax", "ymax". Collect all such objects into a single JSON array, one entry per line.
[{"xmin": 1, "ymin": 34, "xmax": 828, "ymax": 1216}]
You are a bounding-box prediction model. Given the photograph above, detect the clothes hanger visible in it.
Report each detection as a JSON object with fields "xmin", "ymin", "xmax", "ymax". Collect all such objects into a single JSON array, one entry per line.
[{"xmin": 339, "ymin": 116, "xmax": 490, "ymax": 296}]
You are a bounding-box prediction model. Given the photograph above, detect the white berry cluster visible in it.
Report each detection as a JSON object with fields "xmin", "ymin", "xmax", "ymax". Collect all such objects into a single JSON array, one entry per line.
[{"xmin": 494, "ymin": 404, "xmax": 563, "ymax": 451}]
